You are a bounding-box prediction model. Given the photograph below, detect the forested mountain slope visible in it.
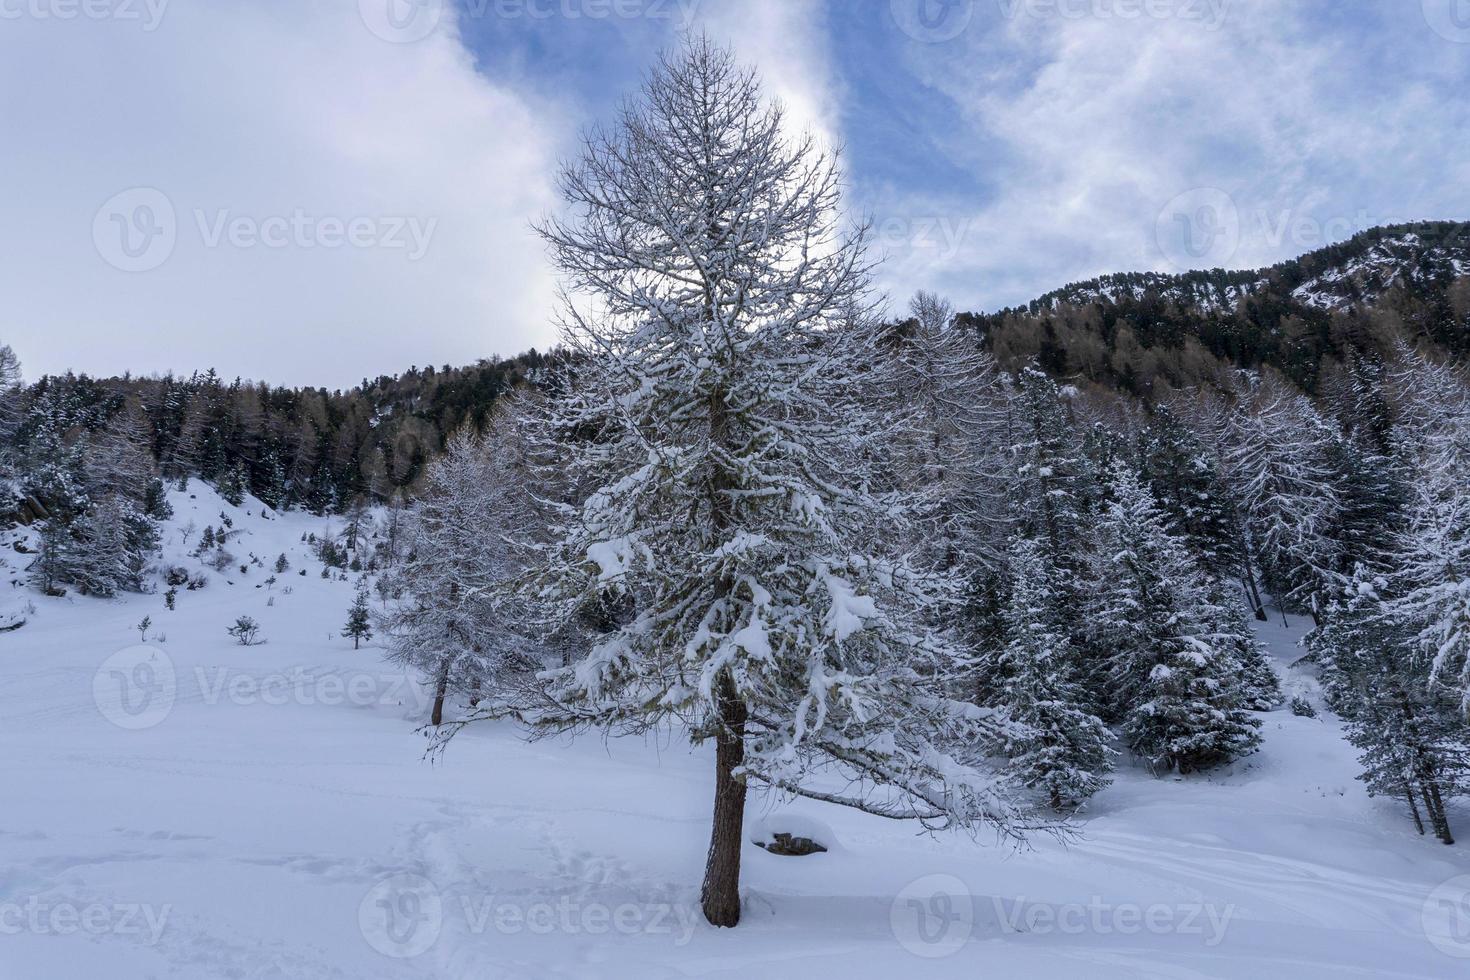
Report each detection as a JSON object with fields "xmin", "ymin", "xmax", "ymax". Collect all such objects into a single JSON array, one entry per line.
[
  {"xmin": 3, "ymin": 223, "xmax": 1467, "ymax": 524},
  {"xmin": 961, "ymin": 222, "xmax": 1470, "ymax": 394}
]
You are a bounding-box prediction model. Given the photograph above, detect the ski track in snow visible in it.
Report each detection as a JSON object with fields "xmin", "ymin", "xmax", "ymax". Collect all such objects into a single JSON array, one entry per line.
[{"xmin": 2, "ymin": 481, "xmax": 1469, "ymax": 978}]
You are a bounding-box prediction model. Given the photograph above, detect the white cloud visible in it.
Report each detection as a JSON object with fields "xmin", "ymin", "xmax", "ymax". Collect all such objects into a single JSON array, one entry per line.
[
  {"xmin": 888, "ymin": 0, "xmax": 1470, "ymax": 310},
  {"xmin": 694, "ymin": 0, "xmax": 842, "ymax": 154},
  {"xmin": 0, "ymin": 0, "xmax": 562, "ymax": 388}
]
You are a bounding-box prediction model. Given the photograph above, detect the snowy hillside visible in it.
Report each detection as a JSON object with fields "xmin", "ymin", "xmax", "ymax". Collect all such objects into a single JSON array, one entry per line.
[
  {"xmin": 0, "ymin": 482, "xmax": 1466, "ymax": 978},
  {"xmin": 1023, "ymin": 223, "xmax": 1470, "ymax": 317}
]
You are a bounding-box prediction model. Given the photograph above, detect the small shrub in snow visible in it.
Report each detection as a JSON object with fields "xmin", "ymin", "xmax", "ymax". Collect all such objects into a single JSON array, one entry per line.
[
  {"xmin": 1290, "ymin": 696, "xmax": 1318, "ymax": 718},
  {"xmin": 226, "ymin": 616, "xmax": 262, "ymax": 646}
]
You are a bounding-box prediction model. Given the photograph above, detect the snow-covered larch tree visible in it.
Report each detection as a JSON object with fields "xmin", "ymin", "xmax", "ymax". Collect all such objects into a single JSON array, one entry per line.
[
  {"xmin": 1223, "ymin": 376, "xmax": 1342, "ymax": 620},
  {"xmin": 878, "ymin": 291, "xmax": 1011, "ymax": 568},
  {"xmin": 1391, "ymin": 424, "xmax": 1470, "ymax": 714},
  {"xmin": 383, "ymin": 411, "xmax": 541, "ymax": 727},
  {"xmin": 515, "ymin": 37, "xmax": 1038, "ymax": 928}
]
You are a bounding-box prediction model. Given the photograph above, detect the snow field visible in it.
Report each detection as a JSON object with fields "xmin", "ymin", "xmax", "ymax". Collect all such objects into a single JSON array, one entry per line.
[{"xmin": 2, "ymin": 482, "xmax": 1469, "ymax": 978}]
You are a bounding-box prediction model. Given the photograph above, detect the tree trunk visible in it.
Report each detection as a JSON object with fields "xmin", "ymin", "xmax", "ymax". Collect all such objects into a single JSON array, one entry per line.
[
  {"xmin": 430, "ymin": 657, "xmax": 451, "ymax": 728},
  {"xmin": 1240, "ymin": 550, "xmax": 1268, "ymax": 622},
  {"xmin": 1403, "ymin": 779, "xmax": 1426, "ymax": 836},
  {"xmin": 1424, "ymin": 778, "xmax": 1456, "ymax": 845},
  {"xmin": 700, "ymin": 673, "xmax": 748, "ymax": 928}
]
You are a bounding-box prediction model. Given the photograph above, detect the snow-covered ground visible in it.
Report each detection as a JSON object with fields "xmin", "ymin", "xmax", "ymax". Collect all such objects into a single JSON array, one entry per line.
[{"xmin": 3, "ymin": 483, "xmax": 1469, "ymax": 978}]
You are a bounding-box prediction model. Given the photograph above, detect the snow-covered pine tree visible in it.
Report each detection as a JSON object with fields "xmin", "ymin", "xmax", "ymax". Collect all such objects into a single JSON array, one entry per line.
[
  {"xmin": 217, "ymin": 461, "xmax": 247, "ymax": 507},
  {"xmin": 1137, "ymin": 401, "xmax": 1248, "ymax": 588},
  {"xmin": 1009, "ymin": 367, "xmax": 1094, "ymax": 575},
  {"xmin": 69, "ymin": 498, "xmax": 134, "ymax": 597},
  {"xmin": 994, "ymin": 535, "xmax": 1114, "ymax": 810},
  {"xmin": 512, "ymin": 37, "xmax": 1039, "ymax": 928},
  {"xmin": 344, "ymin": 584, "xmax": 373, "ymax": 650},
  {"xmin": 1087, "ymin": 463, "xmax": 1261, "ymax": 773},
  {"xmin": 31, "ymin": 518, "xmax": 80, "ymax": 596},
  {"xmin": 1204, "ymin": 577, "xmax": 1283, "ymax": 712}
]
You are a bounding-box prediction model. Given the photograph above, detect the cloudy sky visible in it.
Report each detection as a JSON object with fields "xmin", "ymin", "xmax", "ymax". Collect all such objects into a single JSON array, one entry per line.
[{"xmin": 2, "ymin": 0, "xmax": 1467, "ymax": 388}]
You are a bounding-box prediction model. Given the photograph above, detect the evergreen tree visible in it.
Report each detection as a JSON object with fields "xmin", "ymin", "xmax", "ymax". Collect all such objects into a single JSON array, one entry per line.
[
  {"xmin": 1138, "ymin": 402, "xmax": 1247, "ymax": 585},
  {"xmin": 343, "ymin": 584, "xmax": 373, "ymax": 650},
  {"xmin": 994, "ymin": 536, "xmax": 1114, "ymax": 810},
  {"xmin": 217, "ymin": 461, "xmax": 247, "ymax": 507},
  {"xmin": 1087, "ymin": 464, "xmax": 1261, "ymax": 773},
  {"xmin": 1205, "ymin": 578, "xmax": 1283, "ymax": 711}
]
